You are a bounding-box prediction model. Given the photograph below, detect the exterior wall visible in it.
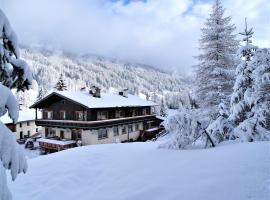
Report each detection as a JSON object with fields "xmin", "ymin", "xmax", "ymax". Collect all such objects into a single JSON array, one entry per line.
[
  {"xmin": 81, "ymin": 123, "xmax": 143, "ymax": 145},
  {"xmin": 41, "ymin": 127, "xmax": 72, "ymax": 139},
  {"xmin": 43, "ymin": 122, "xmax": 144, "ymax": 146},
  {"xmin": 43, "ymin": 99, "xmax": 87, "ymax": 121},
  {"xmin": 15, "ymin": 121, "xmax": 40, "ymax": 140}
]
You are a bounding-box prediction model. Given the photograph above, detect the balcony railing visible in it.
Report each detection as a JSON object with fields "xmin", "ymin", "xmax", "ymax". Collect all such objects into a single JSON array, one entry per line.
[{"xmin": 35, "ymin": 115, "xmax": 157, "ymax": 129}]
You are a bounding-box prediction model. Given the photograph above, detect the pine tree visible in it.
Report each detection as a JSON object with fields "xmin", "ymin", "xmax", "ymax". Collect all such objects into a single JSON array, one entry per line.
[
  {"xmin": 229, "ymin": 19, "xmax": 257, "ymax": 125},
  {"xmin": 160, "ymin": 97, "xmax": 168, "ymax": 117},
  {"xmin": 0, "ymin": 9, "xmax": 31, "ymax": 200},
  {"xmin": 54, "ymin": 73, "xmax": 67, "ymax": 91},
  {"xmin": 195, "ymin": 0, "xmax": 238, "ymax": 119}
]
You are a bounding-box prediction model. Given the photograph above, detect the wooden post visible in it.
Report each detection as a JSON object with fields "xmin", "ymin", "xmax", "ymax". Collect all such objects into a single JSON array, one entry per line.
[{"xmin": 35, "ymin": 108, "xmax": 37, "ymax": 120}]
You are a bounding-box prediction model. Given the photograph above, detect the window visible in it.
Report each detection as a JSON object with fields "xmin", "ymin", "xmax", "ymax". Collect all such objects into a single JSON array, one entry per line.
[
  {"xmin": 131, "ymin": 109, "xmax": 138, "ymax": 117},
  {"xmin": 98, "ymin": 129, "xmax": 108, "ymax": 140},
  {"xmin": 113, "ymin": 127, "xmax": 119, "ymax": 136},
  {"xmin": 60, "ymin": 111, "xmax": 66, "ymax": 120},
  {"xmin": 122, "ymin": 126, "xmax": 127, "ymax": 134},
  {"xmin": 27, "ymin": 130, "xmax": 30, "ymax": 136},
  {"xmin": 75, "ymin": 111, "xmax": 84, "ymax": 120},
  {"xmin": 115, "ymin": 110, "xmax": 124, "ymax": 118},
  {"xmin": 45, "ymin": 111, "xmax": 53, "ymax": 119},
  {"xmin": 128, "ymin": 125, "xmax": 133, "ymax": 133},
  {"xmin": 142, "ymin": 108, "xmax": 147, "ymax": 115},
  {"xmin": 97, "ymin": 111, "xmax": 108, "ymax": 120},
  {"xmin": 135, "ymin": 124, "xmax": 139, "ymax": 131},
  {"xmin": 62, "ymin": 100, "xmax": 66, "ymax": 104},
  {"xmin": 36, "ymin": 128, "xmax": 39, "ymax": 133},
  {"xmin": 19, "ymin": 123, "xmax": 22, "ymax": 128},
  {"xmin": 27, "ymin": 122, "xmax": 30, "ymax": 126}
]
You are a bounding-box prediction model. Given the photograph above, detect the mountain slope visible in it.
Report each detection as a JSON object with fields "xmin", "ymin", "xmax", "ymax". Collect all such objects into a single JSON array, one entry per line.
[{"xmin": 21, "ymin": 48, "xmax": 191, "ymax": 95}]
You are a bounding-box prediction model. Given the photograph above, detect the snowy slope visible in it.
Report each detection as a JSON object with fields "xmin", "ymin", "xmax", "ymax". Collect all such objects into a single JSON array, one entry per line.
[{"xmin": 8, "ymin": 142, "xmax": 270, "ymax": 200}]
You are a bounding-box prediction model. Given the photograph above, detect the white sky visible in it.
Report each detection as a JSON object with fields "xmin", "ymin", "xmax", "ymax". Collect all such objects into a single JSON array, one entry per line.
[{"xmin": 1, "ymin": 0, "xmax": 269, "ymax": 75}]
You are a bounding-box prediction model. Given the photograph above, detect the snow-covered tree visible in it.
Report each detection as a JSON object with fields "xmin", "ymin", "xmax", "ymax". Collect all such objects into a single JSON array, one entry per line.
[
  {"xmin": 252, "ymin": 49, "xmax": 270, "ymax": 132},
  {"xmin": 160, "ymin": 110, "xmax": 204, "ymax": 149},
  {"xmin": 37, "ymin": 87, "xmax": 47, "ymax": 101},
  {"xmin": 233, "ymin": 48, "xmax": 270, "ymax": 142},
  {"xmin": 194, "ymin": 0, "xmax": 238, "ymax": 118},
  {"xmin": 229, "ymin": 19, "xmax": 257, "ymax": 125},
  {"xmin": 206, "ymin": 102, "xmax": 233, "ymax": 145},
  {"xmin": 160, "ymin": 97, "xmax": 168, "ymax": 117},
  {"xmin": 0, "ymin": 9, "xmax": 32, "ymax": 200},
  {"xmin": 54, "ymin": 73, "xmax": 67, "ymax": 91}
]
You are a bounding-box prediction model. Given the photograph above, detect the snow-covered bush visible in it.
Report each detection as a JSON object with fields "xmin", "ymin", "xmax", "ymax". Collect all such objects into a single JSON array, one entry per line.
[
  {"xmin": 0, "ymin": 9, "xmax": 32, "ymax": 200},
  {"xmin": 160, "ymin": 110, "xmax": 204, "ymax": 149},
  {"xmin": 206, "ymin": 103, "xmax": 233, "ymax": 145}
]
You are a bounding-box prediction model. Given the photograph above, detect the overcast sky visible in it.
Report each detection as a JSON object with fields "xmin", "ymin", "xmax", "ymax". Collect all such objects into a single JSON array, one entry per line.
[{"xmin": 1, "ymin": 0, "xmax": 269, "ymax": 75}]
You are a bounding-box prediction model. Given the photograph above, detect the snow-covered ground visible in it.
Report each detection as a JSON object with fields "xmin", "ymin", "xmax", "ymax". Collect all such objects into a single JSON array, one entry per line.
[{"xmin": 8, "ymin": 141, "xmax": 270, "ymax": 200}]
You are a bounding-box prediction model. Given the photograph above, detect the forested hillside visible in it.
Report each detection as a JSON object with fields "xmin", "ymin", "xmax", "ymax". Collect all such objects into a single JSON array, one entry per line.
[{"xmin": 21, "ymin": 48, "xmax": 190, "ymax": 95}]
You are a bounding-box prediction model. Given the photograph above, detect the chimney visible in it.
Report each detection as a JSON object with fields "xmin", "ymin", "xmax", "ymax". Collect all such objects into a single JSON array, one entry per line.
[
  {"xmin": 90, "ymin": 86, "xmax": 101, "ymax": 98},
  {"xmin": 119, "ymin": 88, "xmax": 128, "ymax": 98}
]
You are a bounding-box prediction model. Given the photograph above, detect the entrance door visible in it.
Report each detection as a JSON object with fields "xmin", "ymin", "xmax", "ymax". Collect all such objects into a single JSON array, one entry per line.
[{"xmin": 71, "ymin": 129, "xmax": 82, "ymax": 140}]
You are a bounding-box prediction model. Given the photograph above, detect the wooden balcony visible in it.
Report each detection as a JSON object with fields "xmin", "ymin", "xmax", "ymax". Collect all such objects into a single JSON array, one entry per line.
[{"xmin": 35, "ymin": 115, "xmax": 157, "ymax": 129}]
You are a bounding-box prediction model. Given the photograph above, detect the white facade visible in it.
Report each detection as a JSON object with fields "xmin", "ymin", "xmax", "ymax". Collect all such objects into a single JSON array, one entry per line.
[
  {"xmin": 14, "ymin": 120, "xmax": 40, "ymax": 140},
  {"xmin": 43, "ymin": 122, "xmax": 144, "ymax": 146}
]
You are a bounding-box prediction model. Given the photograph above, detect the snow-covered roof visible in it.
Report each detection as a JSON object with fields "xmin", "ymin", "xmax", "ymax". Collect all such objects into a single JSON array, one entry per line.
[
  {"xmin": 0, "ymin": 108, "xmax": 41, "ymax": 124},
  {"xmin": 31, "ymin": 91, "xmax": 158, "ymax": 109},
  {"xmin": 37, "ymin": 138, "xmax": 76, "ymax": 145}
]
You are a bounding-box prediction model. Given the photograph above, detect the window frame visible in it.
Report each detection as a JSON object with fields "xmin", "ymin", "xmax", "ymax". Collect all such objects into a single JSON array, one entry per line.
[
  {"xmin": 113, "ymin": 126, "xmax": 119, "ymax": 136},
  {"xmin": 97, "ymin": 128, "xmax": 108, "ymax": 140},
  {"xmin": 60, "ymin": 110, "xmax": 66, "ymax": 120},
  {"xmin": 75, "ymin": 111, "xmax": 84, "ymax": 121}
]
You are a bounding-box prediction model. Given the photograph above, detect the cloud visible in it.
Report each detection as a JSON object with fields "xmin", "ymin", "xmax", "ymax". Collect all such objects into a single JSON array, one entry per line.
[{"xmin": 1, "ymin": 0, "xmax": 269, "ymax": 75}]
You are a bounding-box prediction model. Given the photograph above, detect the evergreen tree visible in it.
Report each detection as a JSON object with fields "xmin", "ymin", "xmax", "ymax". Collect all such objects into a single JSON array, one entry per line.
[
  {"xmin": 0, "ymin": 9, "xmax": 31, "ymax": 200},
  {"xmin": 194, "ymin": 0, "xmax": 238, "ymax": 118},
  {"xmin": 229, "ymin": 19, "xmax": 257, "ymax": 125},
  {"xmin": 233, "ymin": 48, "xmax": 270, "ymax": 142},
  {"xmin": 252, "ymin": 48, "xmax": 270, "ymax": 132},
  {"xmin": 54, "ymin": 73, "xmax": 67, "ymax": 91},
  {"xmin": 160, "ymin": 97, "xmax": 168, "ymax": 117}
]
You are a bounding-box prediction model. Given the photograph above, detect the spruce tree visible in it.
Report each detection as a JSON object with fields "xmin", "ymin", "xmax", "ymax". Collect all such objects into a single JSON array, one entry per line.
[
  {"xmin": 229, "ymin": 19, "xmax": 257, "ymax": 125},
  {"xmin": 252, "ymin": 48, "xmax": 270, "ymax": 132},
  {"xmin": 54, "ymin": 73, "xmax": 67, "ymax": 91},
  {"xmin": 160, "ymin": 97, "xmax": 168, "ymax": 117},
  {"xmin": 233, "ymin": 48, "xmax": 270, "ymax": 142},
  {"xmin": 195, "ymin": 0, "xmax": 238, "ymax": 119}
]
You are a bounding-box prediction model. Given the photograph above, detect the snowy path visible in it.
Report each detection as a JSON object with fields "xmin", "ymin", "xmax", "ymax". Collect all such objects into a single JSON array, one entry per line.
[{"xmin": 8, "ymin": 141, "xmax": 270, "ymax": 200}]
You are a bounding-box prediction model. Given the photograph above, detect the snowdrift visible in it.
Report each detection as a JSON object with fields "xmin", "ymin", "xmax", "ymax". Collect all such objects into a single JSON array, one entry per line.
[{"xmin": 8, "ymin": 141, "xmax": 270, "ymax": 200}]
